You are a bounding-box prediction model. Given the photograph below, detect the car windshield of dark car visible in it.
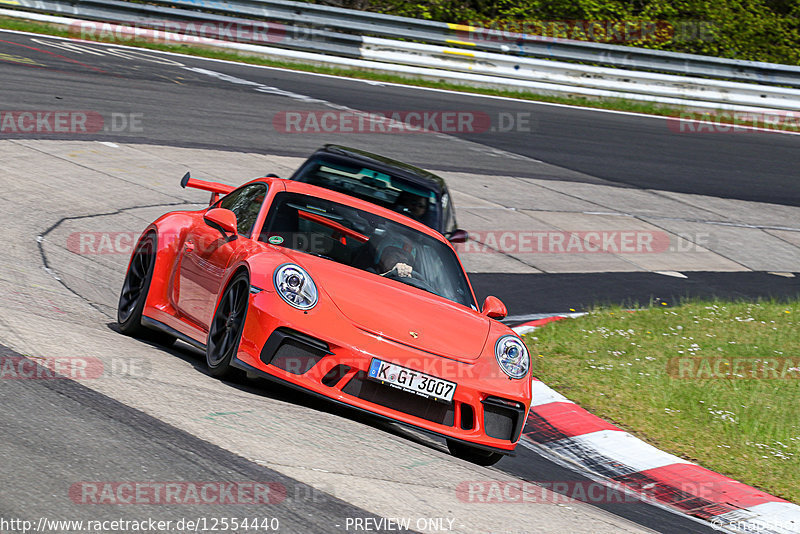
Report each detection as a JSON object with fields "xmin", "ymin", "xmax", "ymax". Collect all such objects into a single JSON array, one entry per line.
[
  {"xmin": 259, "ymin": 192, "xmax": 474, "ymax": 308},
  {"xmin": 292, "ymin": 158, "xmax": 441, "ymax": 231}
]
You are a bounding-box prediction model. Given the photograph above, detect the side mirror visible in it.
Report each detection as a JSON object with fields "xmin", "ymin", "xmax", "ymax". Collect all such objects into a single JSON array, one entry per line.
[
  {"xmin": 481, "ymin": 296, "xmax": 507, "ymax": 320},
  {"xmin": 447, "ymin": 229, "xmax": 468, "ymax": 244},
  {"xmin": 204, "ymin": 208, "xmax": 238, "ymax": 236}
]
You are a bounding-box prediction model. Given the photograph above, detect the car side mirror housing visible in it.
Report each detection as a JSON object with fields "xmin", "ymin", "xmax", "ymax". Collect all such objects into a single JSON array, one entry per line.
[
  {"xmin": 481, "ymin": 296, "xmax": 507, "ymax": 320},
  {"xmin": 447, "ymin": 229, "xmax": 468, "ymax": 243},
  {"xmin": 204, "ymin": 208, "xmax": 238, "ymax": 236}
]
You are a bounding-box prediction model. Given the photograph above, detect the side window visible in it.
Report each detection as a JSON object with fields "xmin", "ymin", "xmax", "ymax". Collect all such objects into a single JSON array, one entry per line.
[
  {"xmin": 218, "ymin": 183, "xmax": 268, "ymax": 237},
  {"xmin": 442, "ymin": 191, "xmax": 456, "ymax": 234}
]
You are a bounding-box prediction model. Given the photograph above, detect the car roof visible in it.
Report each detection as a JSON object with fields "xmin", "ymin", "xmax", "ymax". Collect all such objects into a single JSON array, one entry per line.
[
  {"xmin": 255, "ymin": 177, "xmax": 450, "ymax": 245},
  {"xmin": 308, "ymin": 145, "xmax": 448, "ymax": 194}
]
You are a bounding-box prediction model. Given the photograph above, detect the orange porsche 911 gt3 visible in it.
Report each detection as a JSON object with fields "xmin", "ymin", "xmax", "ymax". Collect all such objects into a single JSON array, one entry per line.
[{"xmin": 117, "ymin": 172, "xmax": 531, "ymax": 465}]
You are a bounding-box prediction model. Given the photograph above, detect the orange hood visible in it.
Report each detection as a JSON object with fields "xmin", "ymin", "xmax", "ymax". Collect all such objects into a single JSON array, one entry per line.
[{"xmin": 287, "ymin": 252, "xmax": 489, "ymax": 362}]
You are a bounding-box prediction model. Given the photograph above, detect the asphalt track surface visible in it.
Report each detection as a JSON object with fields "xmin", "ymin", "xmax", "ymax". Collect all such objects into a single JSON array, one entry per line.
[
  {"xmin": 0, "ymin": 28, "xmax": 793, "ymax": 533},
  {"xmin": 0, "ymin": 343, "xmax": 387, "ymax": 531},
  {"xmin": 472, "ymin": 271, "xmax": 800, "ymax": 318},
  {"xmin": 0, "ymin": 31, "xmax": 799, "ymax": 206},
  {"xmin": 0, "ymin": 335, "xmax": 714, "ymax": 534}
]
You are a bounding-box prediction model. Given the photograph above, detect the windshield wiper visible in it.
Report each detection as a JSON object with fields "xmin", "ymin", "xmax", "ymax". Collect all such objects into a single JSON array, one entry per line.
[{"xmin": 393, "ymin": 276, "xmax": 442, "ymax": 298}]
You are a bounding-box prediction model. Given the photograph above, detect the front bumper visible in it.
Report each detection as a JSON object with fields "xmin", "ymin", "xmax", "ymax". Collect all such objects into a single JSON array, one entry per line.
[{"xmin": 234, "ymin": 291, "xmax": 531, "ymax": 453}]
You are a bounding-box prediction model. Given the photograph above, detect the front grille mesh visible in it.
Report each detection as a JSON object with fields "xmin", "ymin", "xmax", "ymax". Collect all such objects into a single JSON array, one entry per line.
[
  {"xmin": 269, "ymin": 340, "xmax": 324, "ymax": 375},
  {"xmin": 483, "ymin": 397, "xmax": 525, "ymax": 441}
]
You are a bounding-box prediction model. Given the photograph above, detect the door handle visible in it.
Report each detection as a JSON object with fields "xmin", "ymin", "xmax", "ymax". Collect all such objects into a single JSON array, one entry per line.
[{"xmin": 184, "ymin": 241, "xmax": 195, "ymax": 253}]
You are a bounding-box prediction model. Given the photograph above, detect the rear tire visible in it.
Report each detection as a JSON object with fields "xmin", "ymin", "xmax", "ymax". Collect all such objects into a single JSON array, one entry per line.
[
  {"xmin": 206, "ymin": 271, "xmax": 249, "ymax": 378},
  {"xmin": 117, "ymin": 233, "xmax": 176, "ymax": 346},
  {"xmin": 447, "ymin": 439, "xmax": 505, "ymax": 466}
]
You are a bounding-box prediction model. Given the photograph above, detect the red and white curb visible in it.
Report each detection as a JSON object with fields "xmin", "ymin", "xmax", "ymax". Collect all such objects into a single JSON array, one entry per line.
[
  {"xmin": 508, "ymin": 312, "xmax": 586, "ymax": 336},
  {"xmin": 512, "ymin": 316, "xmax": 800, "ymax": 534}
]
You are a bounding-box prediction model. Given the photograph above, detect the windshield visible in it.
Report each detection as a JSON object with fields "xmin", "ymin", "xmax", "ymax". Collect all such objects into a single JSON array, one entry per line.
[
  {"xmin": 259, "ymin": 192, "xmax": 474, "ymax": 308},
  {"xmin": 291, "ymin": 156, "xmax": 442, "ymax": 231}
]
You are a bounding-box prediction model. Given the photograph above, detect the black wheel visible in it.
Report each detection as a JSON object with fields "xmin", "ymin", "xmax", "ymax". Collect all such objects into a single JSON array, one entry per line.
[
  {"xmin": 206, "ymin": 271, "xmax": 249, "ymax": 378},
  {"xmin": 447, "ymin": 439, "xmax": 505, "ymax": 466},
  {"xmin": 117, "ymin": 233, "xmax": 175, "ymax": 346}
]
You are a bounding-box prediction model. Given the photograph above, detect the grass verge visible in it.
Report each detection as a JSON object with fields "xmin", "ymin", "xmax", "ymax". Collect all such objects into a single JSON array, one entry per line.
[
  {"xmin": 525, "ymin": 299, "xmax": 800, "ymax": 503},
  {"xmin": 0, "ymin": 14, "xmax": 778, "ymax": 126}
]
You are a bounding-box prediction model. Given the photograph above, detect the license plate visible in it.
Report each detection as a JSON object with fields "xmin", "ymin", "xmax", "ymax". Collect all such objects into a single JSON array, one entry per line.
[{"xmin": 367, "ymin": 358, "xmax": 456, "ymax": 403}]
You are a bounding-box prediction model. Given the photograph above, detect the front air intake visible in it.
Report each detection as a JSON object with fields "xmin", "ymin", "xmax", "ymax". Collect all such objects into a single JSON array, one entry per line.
[
  {"xmin": 482, "ymin": 397, "xmax": 526, "ymax": 441},
  {"xmin": 321, "ymin": 364, "xmax": 351, "ymax": 387},
  {"xmin": 260, "ymin": 328, "xmax": 331, "ymax": 375}
]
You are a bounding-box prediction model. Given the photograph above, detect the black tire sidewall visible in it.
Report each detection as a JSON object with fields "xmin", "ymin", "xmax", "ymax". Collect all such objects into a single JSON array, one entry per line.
[
  {"xmin": 206, "ymin": 271, "xmax": 249, "ymax": 377},
  {"xmin": 117, "ymin": 232, "xmax": 157, "ymax": 335}
]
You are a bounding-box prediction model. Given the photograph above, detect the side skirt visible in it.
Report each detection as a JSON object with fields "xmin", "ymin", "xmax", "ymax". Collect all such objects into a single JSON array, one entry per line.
[{"xmin": 142, "ymin": 316, "xmax": 207, "ymax": 352}]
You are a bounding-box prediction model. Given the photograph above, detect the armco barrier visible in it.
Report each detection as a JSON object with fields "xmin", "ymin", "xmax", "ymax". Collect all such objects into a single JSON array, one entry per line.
[
  {"xmin": 78, "ymin": 0, "xmax": 800, "ymax": 87},
  {"xmin": 4, "ymin": 7, "xmax": 799, "ymax": 114},
  {"xmin": 360, "ymin": 36, "xmax": 800, "ymax": 111}
]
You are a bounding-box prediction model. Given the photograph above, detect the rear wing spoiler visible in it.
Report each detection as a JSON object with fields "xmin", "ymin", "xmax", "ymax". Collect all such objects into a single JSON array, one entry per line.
[{"xmin": 180, "ymin": 172, "xmax": 235, "ymax": 205}]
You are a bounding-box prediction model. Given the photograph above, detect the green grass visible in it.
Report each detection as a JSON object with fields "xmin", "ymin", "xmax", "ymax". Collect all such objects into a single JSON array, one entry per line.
[
  {"xmin": 0, "ymin": 15, "xmax": 717, "ymax": 120},
  {"xmin": 525, "ymin": 299, "xmax": 800, "ymax": 503}
]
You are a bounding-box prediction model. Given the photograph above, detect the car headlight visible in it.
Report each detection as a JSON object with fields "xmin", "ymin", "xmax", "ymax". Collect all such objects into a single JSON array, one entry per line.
[
  {"xmin": 274, "ymin": 264, "xmax": 318, "ymax": 310},
  {"xmin": 495, "ymin": 335, "xmax": 530, "ymax": 379}
]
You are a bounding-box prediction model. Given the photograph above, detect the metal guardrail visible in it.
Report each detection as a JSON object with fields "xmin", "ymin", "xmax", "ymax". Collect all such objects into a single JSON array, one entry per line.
[
  {"xmin": 9, "ymin": 0, "xmax": 800, "ymax": 88},
  {"xmin": 359, "ymin": 37, "xmax": 800, "ymax": 111},
  {"xmin": 150, "ymin": 0, "xmax": 800, "ymax": 87},
  {"xmin": 4, "ymin": 0, "xmax": 800, "ymax": 112},
  {"xmin": 10, "ymin": 0, "xmax": 365, "ymax": 57}
]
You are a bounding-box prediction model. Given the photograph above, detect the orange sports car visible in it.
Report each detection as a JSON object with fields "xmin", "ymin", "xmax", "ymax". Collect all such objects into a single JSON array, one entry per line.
[{"xmin": 117, "ymin": 173, "xmax": 531, "ymax": 465}]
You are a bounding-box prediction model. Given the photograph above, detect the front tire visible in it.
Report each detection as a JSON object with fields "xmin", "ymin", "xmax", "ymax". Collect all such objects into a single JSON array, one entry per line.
[
  {"xmin": 447, "ymin": 439, "xmax": 505, "ymax": 466},
  {"xmin": 117, "ymin": 233, "xmax": 175, "ymax": 346},
  {"xmin": 206, "ymin": 271, "xmax": 249, "ymax": 378}
]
